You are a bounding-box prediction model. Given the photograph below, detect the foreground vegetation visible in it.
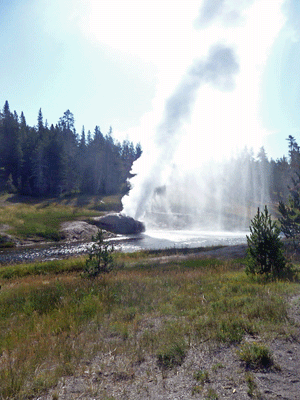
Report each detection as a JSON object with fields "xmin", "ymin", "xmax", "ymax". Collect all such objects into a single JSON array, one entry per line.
[{"xmin": 0, "ymin": 250, "xmax": 299, "ymax": 399}]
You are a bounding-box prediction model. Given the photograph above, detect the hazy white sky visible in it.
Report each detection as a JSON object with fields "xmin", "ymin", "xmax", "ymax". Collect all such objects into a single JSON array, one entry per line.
[{"xmin": 1, "ymin": 0, "xmax": 300, "ymax": 160}]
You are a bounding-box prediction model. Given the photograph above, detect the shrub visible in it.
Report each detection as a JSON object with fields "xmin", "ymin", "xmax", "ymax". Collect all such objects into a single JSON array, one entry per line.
[
  {"xmin": 237, "ymin": 342, "xmax": 273, "ymax": 370},
  {"xmin": 83, "ymin": 229, "xmax": 114, "ymax": 278},
  {"xmin": 246, "ymin": 206, "xmax": 287, "ymax": 278},
  {"xmin": 157, "ymin": 340, "xmax": 187, "ymax": 369},
  {"xmin": 193, "ymin": 369, "xmax": 209, "ymax": 385}
]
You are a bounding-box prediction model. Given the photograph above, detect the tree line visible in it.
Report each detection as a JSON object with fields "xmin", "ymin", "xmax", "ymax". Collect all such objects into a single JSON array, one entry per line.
[
  {"xmin": 0, "ymin": 101, "xmax": 142, "ymax": 197},
  {"xmin": 215, "ymin": 137, "xmax": 297, "ymax": 207},
  {"xmin": 0, "ymin": 99, "xmax": 299, "ymax": 207}
]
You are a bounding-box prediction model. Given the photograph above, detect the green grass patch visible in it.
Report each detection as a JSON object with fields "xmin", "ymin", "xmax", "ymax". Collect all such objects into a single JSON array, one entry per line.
[
  {"xmin": 0, "ymin": 257, "xmax": 86, "ymax": 279},
  {"xmin": 0, "ymin": 194, "xmax": 122, "ymax": 241},
  {"xmin": 237, "ymin": 342, "xmax": 274, "ymax": 370}
]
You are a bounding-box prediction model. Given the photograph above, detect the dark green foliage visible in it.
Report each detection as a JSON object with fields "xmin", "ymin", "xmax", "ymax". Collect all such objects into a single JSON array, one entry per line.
[
  {"xmin": 278, "ymin": 197, "xmax": 300, "ymax": 239},
  {"xmin": 278, "ymin": 169, "xmax": 300, "ymax": 240},
  {"xmin": 246, "ymin": 206, "xmax": 287, "ymax": 277},
  {"xmin": 278, "ymin": 135, "xmax": 300, "ymax": 239},
  {"xmin": 83, "ymin": 229, "xmax": 114, "ymax": 278},
  {"xmin": 0, "ymin": 101, "xmax": 141, "ymax": 197}
]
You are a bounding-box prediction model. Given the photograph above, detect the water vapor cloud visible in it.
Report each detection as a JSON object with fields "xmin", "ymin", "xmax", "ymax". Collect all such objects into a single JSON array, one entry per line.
[
  {"xmin": 157, "ymin": 44, "xmax": 239, "ymax": 144},
  {"xmin": 123, "ymin": 44, "xmax": 239, "ymax": 220},
  {"xmin": 195, "ymin": 0, "xmax": 254, "ymax": 28},
  {"xmin": 196, "ymin": 0, "xmax": 225, "ymax": 27},
  {"xmin": 122, "ymin": 0, "xmax": 286, "ymax": 228}
]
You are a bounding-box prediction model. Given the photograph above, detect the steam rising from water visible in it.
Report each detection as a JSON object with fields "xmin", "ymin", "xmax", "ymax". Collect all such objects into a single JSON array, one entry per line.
[{"xmin": 122, "ymin": 0, "xmax": 285, "ymax": 230}]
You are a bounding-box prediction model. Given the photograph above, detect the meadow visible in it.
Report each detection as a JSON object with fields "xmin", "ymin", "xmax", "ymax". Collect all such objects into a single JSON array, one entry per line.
[
  {"xmin": 0, "ymin": 249, "xmax": 299, "ymax": 399},
  {"xmin": 0, "ymin": 193, "xmax": 122, "ymax": 244}
]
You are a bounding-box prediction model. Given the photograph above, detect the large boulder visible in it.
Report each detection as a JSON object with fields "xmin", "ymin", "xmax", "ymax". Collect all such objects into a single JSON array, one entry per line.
[
  {"xmin": 60, "ymin": 221, "xmax": 99, "ymax": 242},
  {"xmin": 93, "ymin": 213, "xmax": 145, "ymax": 234}
]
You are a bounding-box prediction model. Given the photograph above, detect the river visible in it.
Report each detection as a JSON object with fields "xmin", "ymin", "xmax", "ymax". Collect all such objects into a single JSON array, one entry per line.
[{"xmin": 0, "ymin": 229, "xmax": 248, "ymax": 264}]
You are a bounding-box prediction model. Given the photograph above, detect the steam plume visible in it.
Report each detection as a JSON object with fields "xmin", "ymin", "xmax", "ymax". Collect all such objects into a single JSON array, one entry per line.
[
  {"xmin": 123, "ymin": 44, "xmax": 239, "ymax": 220},
  {"xmin": 122, "ymin": 0, "xmax": 285, "ymax": 229}
]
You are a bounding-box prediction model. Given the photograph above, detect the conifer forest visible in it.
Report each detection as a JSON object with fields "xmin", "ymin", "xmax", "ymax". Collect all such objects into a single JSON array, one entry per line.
[
  {"xmin": 0, "ymin": 100, "xmax": 299, "ymax": 205},
  {"xmin": 0, "ymin": 101, "xmax": 142, "ymax": 197}
]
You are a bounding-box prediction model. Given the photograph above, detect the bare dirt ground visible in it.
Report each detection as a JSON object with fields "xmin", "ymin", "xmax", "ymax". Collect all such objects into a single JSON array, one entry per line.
[{"xmin": 35, "ymin": 246, "xmax": 300, "ymax": 400}]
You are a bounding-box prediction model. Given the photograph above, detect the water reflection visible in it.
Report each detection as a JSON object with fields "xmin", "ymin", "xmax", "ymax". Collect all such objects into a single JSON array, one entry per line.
[{"xmin": 113, "ymin": 230, "xmax": 248, "ymax": 252}]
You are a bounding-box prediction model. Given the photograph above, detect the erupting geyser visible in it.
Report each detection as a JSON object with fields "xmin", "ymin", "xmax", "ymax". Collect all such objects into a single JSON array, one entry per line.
[{"xmin": 122, "ymin": 0, "xmax": 286, "ymax": 231}]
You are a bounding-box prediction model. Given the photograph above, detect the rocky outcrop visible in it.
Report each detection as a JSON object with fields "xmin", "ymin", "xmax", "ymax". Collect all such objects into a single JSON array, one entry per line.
[
  {"xmin": 93, "ymin": 213, "xmax": 145, "ymax": 234},
  {"xmin": 60, "ymin": 221, "xmax": 99, "ymax": 242}
]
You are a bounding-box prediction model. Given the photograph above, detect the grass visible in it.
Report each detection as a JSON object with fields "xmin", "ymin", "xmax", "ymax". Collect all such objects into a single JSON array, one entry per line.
[
  {"xmin": 237, "ymin": 342, "xmax": 274, "ymax": 370},
  {"xmin": 0, "ymin": 257, "xmax": 86, "ymax": 279},
  {"xmin": 194, "ymin": 369, "xmax": 210, "ymax": 385},
  {"xmin": 0, "ymin": 252, "xmax": 299, "ymax": 398},
  {"xmin": 0, "ymin": 193, "xmax": 122, "ymax": 242},
  {"xmin": 204, "ymin": 387, "xmax": 219, "ymax": 399},
  {"xmin": 245, "ymin": 372, "xmax": 258, "ymax": 397}
]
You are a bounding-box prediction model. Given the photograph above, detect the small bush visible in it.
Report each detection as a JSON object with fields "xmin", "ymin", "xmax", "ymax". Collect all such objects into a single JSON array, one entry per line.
[
  {"xmin": 245, "ymin": 372, "xmax": 257, "ymax": 397},
  {"xmin": 157, "ymin": 340, "xmax": 187, "ymax": 369},
  {"xmin": 237, "ymin": 342, "xmax": 273, "ymax": 370},
  {"xmin": 191, "ymin": 385, "xmax": 202, "ymax": 395},
  {"xmin": 83, "ymin": 229, "xmax": 114, "ymax": 278},
  {"xmin": 204, "ymin": 387, "xmax": 218, "ymax": 399},
  {"xmin": 193, "ymin": 369, "xmax": 209, "ymax": 385},
  {"xmin": 246, "ymin": 206, "xmax": 287, "ymax": 278}
]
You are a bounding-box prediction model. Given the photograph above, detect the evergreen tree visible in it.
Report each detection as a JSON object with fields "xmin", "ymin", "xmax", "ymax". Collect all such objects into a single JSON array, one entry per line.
[
  {"xmin": 287, "ymin": 135, "xmax": 300, "ymax": 170},
  {"xmin": 269, "ymin": 156, "xmax": 290, "ymax": 202},
  {"xmin": 278, "ymin": 136, "xmax": 300, "ymax": 239},
  {"xmin": 37, "ymin": 108, "xmax": 43, "ymax": 133},
  {"xmin": 278, "ymin": 167, "xmax": 300, "ymax": 239},
  {"xmin": 246, "ymin": 206, "xmax": 286, "ymax": 277},
  {"xmin": 83, "ymin": 229, "xmax": 114, "ymax": 278},
  {"xmin": 0, "ymin": 101, "xmax": 23, "ymax": 187},
  {"xmin": 57, "ymin": 110, "xmax": 80, "ymax": 193},
  {"xmin": 79, "ymin": 126, "xmax": 86, "ymax": 150},
  {"xmin": 0, "ymin": 101, "xmax": 141, "ymax": 197}
]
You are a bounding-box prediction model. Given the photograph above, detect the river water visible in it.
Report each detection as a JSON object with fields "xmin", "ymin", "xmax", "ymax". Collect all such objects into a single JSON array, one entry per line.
[
  {"xmin": 111, "ymin": 229, "xmax": 247, "ymax": 251},
  {"xmin": 0, "ymin": 229, "xmax": 248, "ymax": 264}
]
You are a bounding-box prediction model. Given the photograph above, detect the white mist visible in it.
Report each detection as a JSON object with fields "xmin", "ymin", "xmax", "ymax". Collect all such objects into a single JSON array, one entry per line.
[{"xmin": 122, "ymin": 0, "xmax": 285, "ymax": 231}]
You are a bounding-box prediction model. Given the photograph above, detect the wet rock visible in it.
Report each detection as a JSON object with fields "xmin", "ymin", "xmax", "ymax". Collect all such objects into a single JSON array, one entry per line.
[{"xmin": 93, "ymin": 213, "xmax": 145, "ymax": 234}]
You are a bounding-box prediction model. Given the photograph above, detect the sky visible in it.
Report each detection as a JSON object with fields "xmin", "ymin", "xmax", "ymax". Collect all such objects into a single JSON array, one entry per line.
[{"xmin": 1, "ymin": 0, "xmax": 300, "ymax": 161}]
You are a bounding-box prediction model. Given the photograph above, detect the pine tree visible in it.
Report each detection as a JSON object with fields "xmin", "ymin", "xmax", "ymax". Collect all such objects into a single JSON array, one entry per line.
[
  {"xmin": 278, "ymin": 135, "xmax": 300, "ymax": 240},
  {"xmin": 246, "ymin": 206, "xmax": 286, "ymax": 277},
  {"xmin": 83, "ymin": 229, "xmax": 114, "ymax": 278},
  {"xmin": 0, "ymin": 101, "xmax": 23, "ymax": 188},
  {"xmin": 278, "ymin": 170, "xmax": 300, "ymax": 239},
  {"xmin": 37, "ymin": 108, "xmax": 44, "ymax": 133}
]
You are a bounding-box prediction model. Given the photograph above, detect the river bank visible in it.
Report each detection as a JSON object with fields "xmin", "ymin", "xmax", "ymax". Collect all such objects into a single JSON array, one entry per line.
[{"xmin": 0, "ymin": 218, "xmax": 249, "ymax": 264}]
